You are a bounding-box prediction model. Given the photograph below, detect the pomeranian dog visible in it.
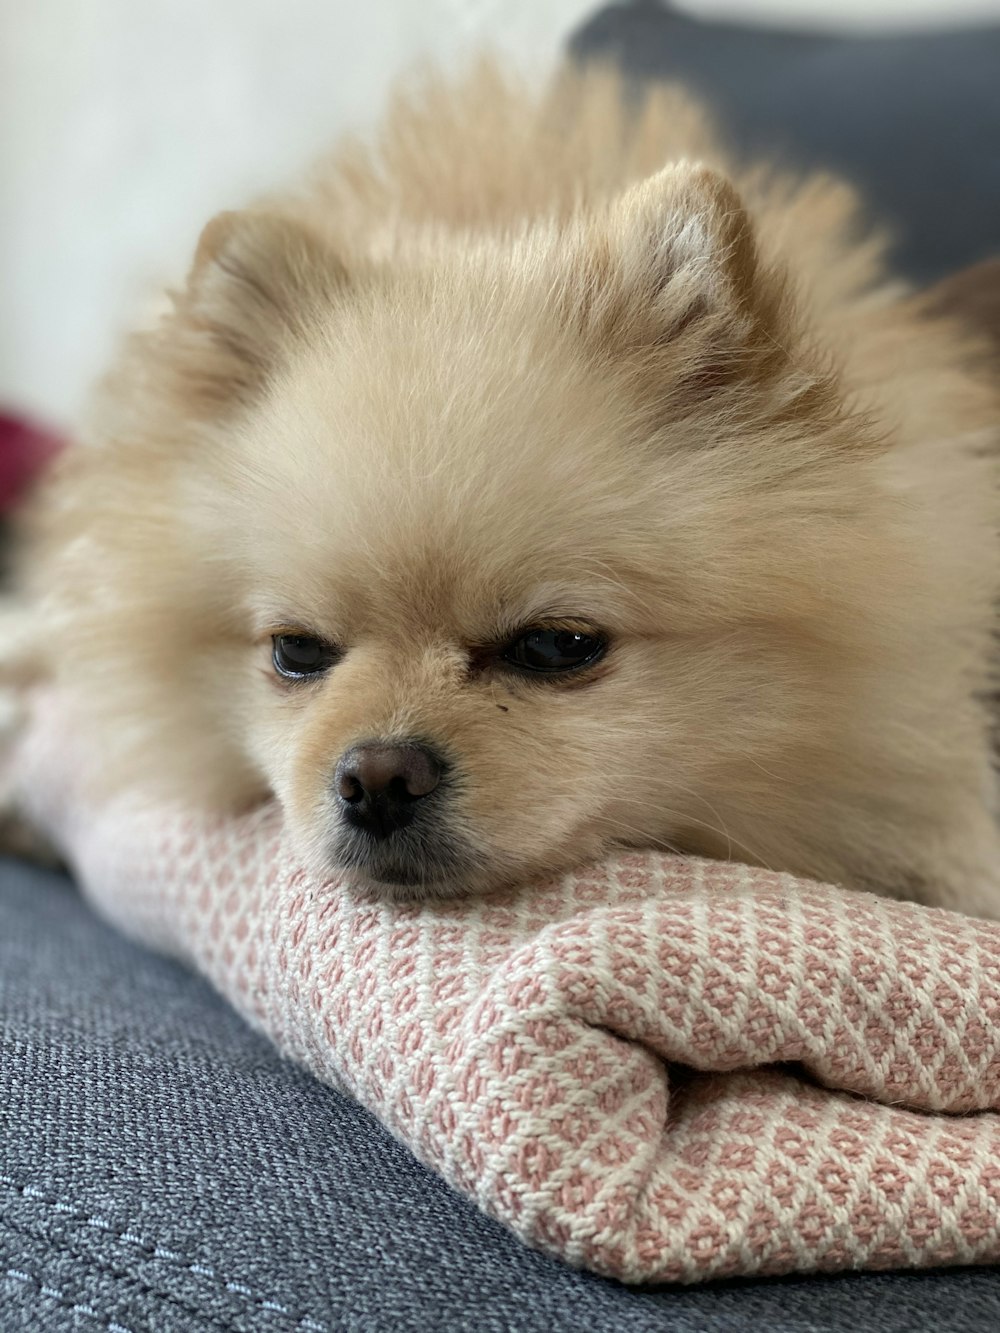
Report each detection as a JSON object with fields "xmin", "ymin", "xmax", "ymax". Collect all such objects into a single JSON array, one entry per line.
[{"xmin": 11, "ymin": 63, "xmax": 1000, "ymax": 913}]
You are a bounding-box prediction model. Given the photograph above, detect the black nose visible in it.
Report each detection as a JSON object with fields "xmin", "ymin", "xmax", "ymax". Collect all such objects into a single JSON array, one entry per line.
[{"xmin": 335, "ymin": 740, "xmax": 444, "ymax": 840}]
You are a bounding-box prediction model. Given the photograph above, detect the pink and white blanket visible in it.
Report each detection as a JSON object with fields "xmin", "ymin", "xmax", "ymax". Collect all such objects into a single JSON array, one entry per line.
[{"xmin": 16, "ymin": 706, "xmax": 1000, "ymax": 1285}]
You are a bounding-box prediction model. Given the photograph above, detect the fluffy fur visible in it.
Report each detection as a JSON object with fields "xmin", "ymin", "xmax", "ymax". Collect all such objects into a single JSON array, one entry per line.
[{"xmin": 14, "ymin": 62, "xmax": 1000, "ymax": 912}]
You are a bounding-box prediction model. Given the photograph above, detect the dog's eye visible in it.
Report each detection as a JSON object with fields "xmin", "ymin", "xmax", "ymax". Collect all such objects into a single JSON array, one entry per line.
[
  {"xmin": 272, "ymin": 634, "xmax": 338, "ymax": 680},
  {"xmin": 502, "ymin": 629, "xmax": 606, "ymax": 674}
]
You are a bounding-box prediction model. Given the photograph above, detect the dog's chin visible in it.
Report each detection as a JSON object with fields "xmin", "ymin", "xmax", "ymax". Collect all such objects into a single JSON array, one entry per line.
[
  {"xmin": 319, "ymin": 826, "xmax": 618, "ymax": 905},
  {"xmin": 296, "ymin": 808, "xmax": 631, "ymax": 904},
  {"xmin": 319, "ymin": 827, "xmax": 494, "ymax": 904},
  {"xmin": 339, "ymin": 863, "xmax": 476, "ymax": 904}
]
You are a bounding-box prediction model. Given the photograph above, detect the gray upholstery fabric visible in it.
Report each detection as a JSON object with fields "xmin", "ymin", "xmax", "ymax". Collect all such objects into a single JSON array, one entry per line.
[
  {"xmin": 570, "ymin": 0, "xmax": 1000, "ymax": 284},
  {"xmin": 3, "ymin": 859, "xmax": 1000, "ymax": 1330}
]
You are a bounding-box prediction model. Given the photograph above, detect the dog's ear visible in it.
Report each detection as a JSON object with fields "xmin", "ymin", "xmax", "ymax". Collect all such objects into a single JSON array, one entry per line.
[
  {"xmin": 170, "ymin": 210, "xmax": 347, "ymax": 413},
  {"xmin": 571, "ymin": 163, "xmax": 785, "ymax": 389}
]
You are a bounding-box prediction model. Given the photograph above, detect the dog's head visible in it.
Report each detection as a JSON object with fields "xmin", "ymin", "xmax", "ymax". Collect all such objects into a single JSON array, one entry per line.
[{"xmin": 83, "ymin": 164, "xmax": 903, "ymax": 899}]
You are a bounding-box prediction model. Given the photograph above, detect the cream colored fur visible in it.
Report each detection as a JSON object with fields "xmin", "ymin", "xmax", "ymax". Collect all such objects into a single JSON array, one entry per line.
[{"xmin": 15, "ymin": 61, "xmax": 1000, "ymax": 912}]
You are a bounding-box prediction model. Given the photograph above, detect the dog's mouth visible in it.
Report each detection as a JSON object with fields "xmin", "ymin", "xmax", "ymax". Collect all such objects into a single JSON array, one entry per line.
[{"xmin": 328, "ymin": 823, "xmax": 484, "ymax": 902}]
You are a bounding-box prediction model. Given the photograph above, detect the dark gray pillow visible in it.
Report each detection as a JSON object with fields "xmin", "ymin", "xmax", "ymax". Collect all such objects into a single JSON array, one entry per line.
[{"xmin": 570, "ymin": 0, "xmax": 1000, "ymax": 283}]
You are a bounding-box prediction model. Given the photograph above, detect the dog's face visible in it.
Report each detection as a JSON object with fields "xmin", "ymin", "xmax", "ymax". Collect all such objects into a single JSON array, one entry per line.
[
  {"xmin": 86, "ymin": 166, "xmax": 895, "ymax": 899},
  {"xmin": 227, "ymin": 312, "xmax": 741, "ymax": 898}
]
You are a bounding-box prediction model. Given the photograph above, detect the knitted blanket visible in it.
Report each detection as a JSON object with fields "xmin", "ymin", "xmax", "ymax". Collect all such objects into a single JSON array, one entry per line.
[{"xmin": 15, "ymin": 706, "xmax": 1000, "ymax": 1284}]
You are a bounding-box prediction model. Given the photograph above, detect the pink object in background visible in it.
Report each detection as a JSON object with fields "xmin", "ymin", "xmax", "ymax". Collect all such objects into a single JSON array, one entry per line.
[{"xmin": 0, "ymin": 412, "xmax": 64, "ymax": 512}]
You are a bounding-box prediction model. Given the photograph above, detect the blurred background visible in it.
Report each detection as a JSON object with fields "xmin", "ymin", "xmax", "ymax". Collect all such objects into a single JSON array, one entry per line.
[{"xmin": 3, "ymin": 0, "xmax": 1000, "ymax": 428}]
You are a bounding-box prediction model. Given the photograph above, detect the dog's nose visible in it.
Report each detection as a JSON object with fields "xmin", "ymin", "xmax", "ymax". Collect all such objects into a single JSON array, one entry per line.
[{"xmin": 335, "ymin": 741, "xmax": 444, "ymax": 839}]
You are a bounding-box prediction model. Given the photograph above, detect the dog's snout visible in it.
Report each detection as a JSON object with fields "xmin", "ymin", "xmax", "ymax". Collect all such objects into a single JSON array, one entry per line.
[{"xmin": 335, "ymin": 740, "xmax": 444, "ymax": 839}]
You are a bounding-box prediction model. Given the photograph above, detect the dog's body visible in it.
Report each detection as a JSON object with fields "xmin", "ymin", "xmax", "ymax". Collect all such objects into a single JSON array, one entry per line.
[{"xmin": 13, "ymin": 63, "xmax": 1000, "ymax": 912}]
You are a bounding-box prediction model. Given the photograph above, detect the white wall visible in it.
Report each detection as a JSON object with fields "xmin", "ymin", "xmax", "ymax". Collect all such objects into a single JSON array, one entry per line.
[{"xmin": 3, "ymin": 0, "xmax": 999, "ymax": 425}]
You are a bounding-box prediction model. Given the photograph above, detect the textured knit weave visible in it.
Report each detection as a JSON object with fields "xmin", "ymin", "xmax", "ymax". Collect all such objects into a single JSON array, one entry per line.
[{"xmin": 16, "ymin": 707, "xmax": 1000, "ymax": 1285}]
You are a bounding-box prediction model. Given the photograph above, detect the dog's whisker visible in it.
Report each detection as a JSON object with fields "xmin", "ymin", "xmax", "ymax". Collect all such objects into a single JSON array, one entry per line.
[
  {"xmin": 594, "ymin": 778, "xmax": 776, "ymax": 872},
  {"xmin": 597, "ymin": 816, "xmax": 690, "ymax": 859}
]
